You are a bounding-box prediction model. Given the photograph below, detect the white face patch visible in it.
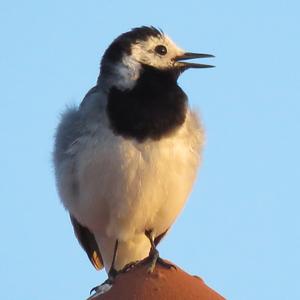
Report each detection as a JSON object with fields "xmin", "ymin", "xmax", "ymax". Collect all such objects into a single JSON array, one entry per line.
[
  {"xmin": 100, "ymin": 34, "xmax": 185, "ymax": 91},
  {"xmin": 130, "ymin": 35, "xmax": 185, "ymax": 70}
]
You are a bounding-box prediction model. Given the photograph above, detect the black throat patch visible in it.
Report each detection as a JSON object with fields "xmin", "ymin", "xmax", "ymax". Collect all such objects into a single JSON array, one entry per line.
[{"xmin": 106, "ymin": 65, "xmax": 188, "ymax": 142}]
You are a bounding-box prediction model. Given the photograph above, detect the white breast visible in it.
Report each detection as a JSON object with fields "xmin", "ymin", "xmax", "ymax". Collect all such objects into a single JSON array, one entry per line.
[{"xmin": 57, "ymin": 109, "xmax": 204, "ymax": 271}]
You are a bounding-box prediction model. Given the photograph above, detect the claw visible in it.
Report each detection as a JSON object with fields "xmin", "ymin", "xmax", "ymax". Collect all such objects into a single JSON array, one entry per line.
[
  {"xmin": 90, "ymin": 286, "xmax": 98, "ymax": 295},
  {"xmin": 156, "ymin": 257, "xmax": 176, "ymax": 270},
  {"xmin": 87, "ymin": 281, "xmax": 113, "ymax": 299},
  {"xmin": 89, "ymin": 279, "xmax": 112, "ymax": 294},
  {"xmin": 87, "ymin": 277, "xmax": 114, "ymax": 299}
]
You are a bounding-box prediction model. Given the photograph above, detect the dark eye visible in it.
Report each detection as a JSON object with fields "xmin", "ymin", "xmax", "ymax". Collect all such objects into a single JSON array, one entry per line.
[{"xmin": 155, "ymin": 45, "xmax": 167, "ymax": 55}]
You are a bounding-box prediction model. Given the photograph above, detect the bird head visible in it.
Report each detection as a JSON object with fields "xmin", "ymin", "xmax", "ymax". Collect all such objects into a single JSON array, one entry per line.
[{"xmin": 98, "ymin": 26, "xmax": 214, "ymax": 91}]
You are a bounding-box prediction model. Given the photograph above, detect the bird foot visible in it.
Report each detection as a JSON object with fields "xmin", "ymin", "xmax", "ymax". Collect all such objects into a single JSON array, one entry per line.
[
  {"xmin": 156, "ymin": 257, "xmax": 177, "ymax": 270},
  {"xmin": 145, "ymin": 249, "xmax": 176, "ymax": 273},
  {"xmin": 87, "ymin": 268, "xmax": 117, "ymax": 299},
  {"xmin": 121, "ymin": 260, "xmax": 140, "ymax": 273},
  {"xmin": 87, "ymin": 279, "xmax": 113, "ymax": 299}
]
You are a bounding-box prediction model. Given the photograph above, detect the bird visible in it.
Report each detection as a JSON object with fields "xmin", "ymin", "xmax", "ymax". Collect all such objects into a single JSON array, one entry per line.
[{"xmin": 53, "ymin": 26, "xmax": 214, "ymax": 296}]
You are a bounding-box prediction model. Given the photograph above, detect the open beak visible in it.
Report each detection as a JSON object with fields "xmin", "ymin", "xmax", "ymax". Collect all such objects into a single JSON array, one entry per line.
[{"xmin": 174, "ymin": 52, "xmax": 215, "ymax": 69}]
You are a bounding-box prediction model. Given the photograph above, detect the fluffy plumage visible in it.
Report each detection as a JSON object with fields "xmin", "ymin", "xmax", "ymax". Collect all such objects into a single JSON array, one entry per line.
[{"xmin": 53, "ymin": 26, "xmax": 207, "ymax": 273}]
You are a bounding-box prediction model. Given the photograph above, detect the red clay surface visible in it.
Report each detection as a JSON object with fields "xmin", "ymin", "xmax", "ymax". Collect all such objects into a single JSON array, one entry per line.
[{"xmin": 93, "ymin": 260, "xmax": 225, "ymax": 300}]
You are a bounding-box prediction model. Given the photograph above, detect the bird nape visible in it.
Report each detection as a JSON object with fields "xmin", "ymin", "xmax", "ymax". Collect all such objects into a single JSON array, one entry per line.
[{"xmin": 53, "ymin": 25, "xmax": 214, "ymax": 298}]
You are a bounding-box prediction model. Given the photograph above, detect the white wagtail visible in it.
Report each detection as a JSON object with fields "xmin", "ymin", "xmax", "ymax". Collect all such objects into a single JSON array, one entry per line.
[{"xmin": 53, "ymin": 26, "xmax": 214, "ymax": 295}]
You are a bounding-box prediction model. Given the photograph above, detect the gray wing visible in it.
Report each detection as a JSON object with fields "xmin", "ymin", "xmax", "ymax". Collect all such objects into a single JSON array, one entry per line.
[
  {"xmin": 53, "ymin": 86, "xmax": 104, "ymax": 270},
  {"xmin": 53, "ymin": 106, "xmax": 83, "ymax": 166},
  {"xmin": 53, "ymin": 86, "xmax": 101, "ymax": 164}
]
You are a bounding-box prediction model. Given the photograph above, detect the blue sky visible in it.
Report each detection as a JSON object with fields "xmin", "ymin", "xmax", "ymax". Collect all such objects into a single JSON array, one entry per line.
[{"xmin": 1, "ymin": 1, "xmax": 299, "ymax": 299}]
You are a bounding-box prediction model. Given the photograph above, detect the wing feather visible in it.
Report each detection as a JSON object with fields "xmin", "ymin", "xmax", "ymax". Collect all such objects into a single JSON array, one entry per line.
[{"xmin": 70, "ymin": 215, "xmax": 103, "ymax": 270}]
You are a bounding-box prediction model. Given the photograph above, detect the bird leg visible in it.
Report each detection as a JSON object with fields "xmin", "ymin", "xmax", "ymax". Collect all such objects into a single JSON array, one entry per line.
[
  {"xmin": 108, "ymin": 239, "xmax": 119, "ymax": 281},
  {"xmin": 145, "ymin": 230, "xmax": 176, "ymax": 273},
  {"xmin": 88, "ymin": 239, "xmax": 119, "ymax": 298}
]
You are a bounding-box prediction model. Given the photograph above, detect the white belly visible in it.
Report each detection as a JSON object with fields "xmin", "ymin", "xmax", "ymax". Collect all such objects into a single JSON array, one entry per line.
[{"xmin": 58, "ymin": 111, "xmax": 203, "ymax": 271}]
